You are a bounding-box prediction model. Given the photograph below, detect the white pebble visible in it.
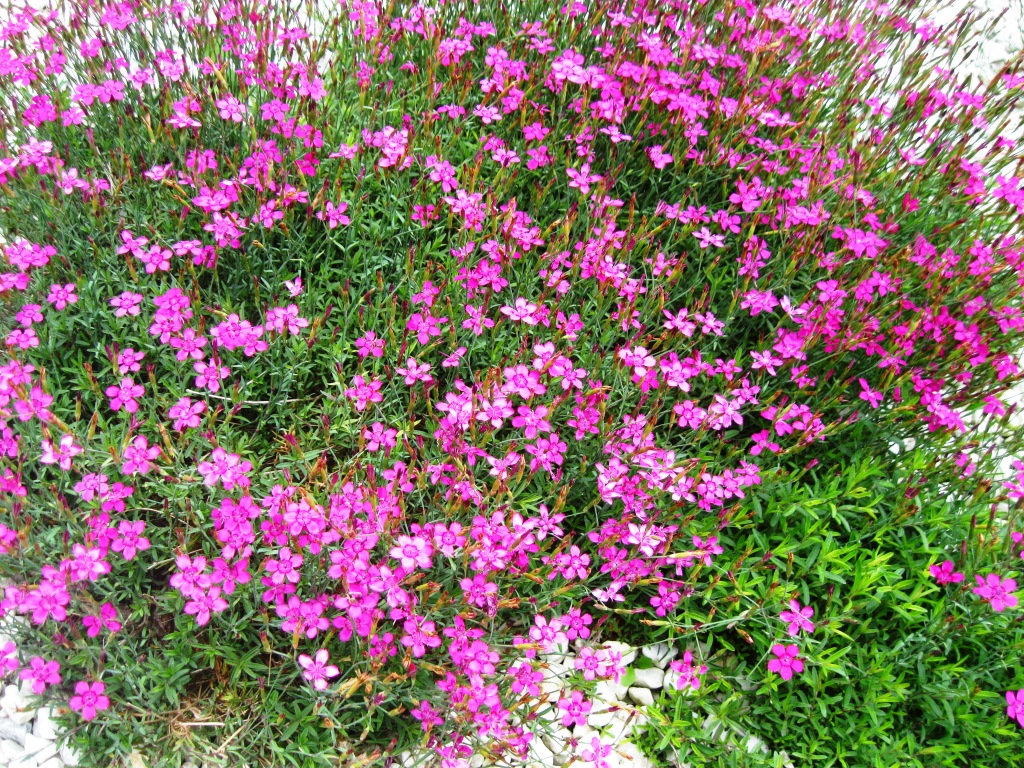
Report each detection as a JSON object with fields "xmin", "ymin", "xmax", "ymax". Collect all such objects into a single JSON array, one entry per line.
[
  {"xmin": 31, "ymin": 709, "xmax": 58, "ymax": 743},
  {"xmin": 613, "ymin": 741, "xmax": 656, "ymax": 768},
  {"xmin": 0, "ymin": 739, "xmax": 26, "ymax": 763},
  {"xmin": 630, "ymin": 667, "xmax": 664, "ymax": 690},
  {"xmin": 22, "ymin": 734, "xmax": 55, "ymax": 765},
  {"xmin": 527, "ymin": 734, "xmax": 554, "ymax": 765},
  {"xmin": 1, "ymin": 687, "xmax": 24, "ymax": 717},
  {"xmin": 641, "ymin": 643, "xmax": 677, "ymax": 669},
  {"xmin": 627, "ymin": 687, "xmax": 654, "ymax": 706},
  {"xmin": 595, "ymin": 679, "xmax": 627, "ymax": 702},
  {"xmin": 0, "ymin": 720, "xmax": 27, "ymax": 746},
  {"xmin": 36, "ymin": 759, "xmax": 61, "ymax": 768},
  {"xmin": 58, "ymin": 745, "xmax": 81, "ymax": 768}
]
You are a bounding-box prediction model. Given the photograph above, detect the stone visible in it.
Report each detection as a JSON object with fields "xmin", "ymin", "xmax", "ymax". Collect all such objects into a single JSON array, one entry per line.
[
  {"xmin": 540, "ymin": 734, "xmax": 562, "ymax": 754},
  {"xmin": 32, "ymin": 708, "xmax": 58, "ymax": 742},
  {"xmin": 1, "ymin": 686, "xmax": 23, "ymax": 717},
  {"xmin": 631, "ymin": 667, "xmax": 664, "ymax": 689},
  {"xmin": 0, "ymin": 722, "xmax": 26, "ymax": 746},
  {"xmin": 0, "ymin": 741, "xmax": 25, "ymax": 763},
  {"xmin": 627, "ymin": 687, "xmax": 654, "ymax": 706},
  {"xmin": 36, "ymin": 760, "xmax": 61, "ymax": 768},
  {"xmin": 8, "ymin": 754, "xmax": 35, "ymax": 768},
  {"xmin": 641, "ymin": 643, "xmax": 678, "ymax": 669},
  {"xmin": 615, "ymin": 742, "xmax": 655, "ymax": 768},
  {"xmin": 22, "ymin": 734, "xmax": 56, "ymax": 765},
  {"xmin": 745, "ymin": 734, "xmax": 767, "ymax": 754},
  {"xmin": 5, "ymin": 714, "xmax": 31, "ymax": 729},
  {"xmin": 599, "ymin": 711, "xmax": 635, "ymax": 744},
  {"xmin": 540, "ymin": 645, "xmax": 572, "ymax": 667},
  {"xmin": 586, "ymin": 705, "xmax": 620, "ymax": 731},
  {"xmin": 58, "ymin": 745, "xmax": 81, "ymax": 768},
  {"xmin": 601, "ymin": 641, "xmax": 636, "ymax": 667},
  {"xmin": 0, "ymin": 686, "xmax": 33, "ymax": 726},
  {"xmin": 574, "ymin": 722, "xmax": 597, "ymax": 741},
  {"xmin": 539, "ymin": 662, "xmax": 569, "ymax": 696},
  {"xmin": 595, "ymin": 679, "xmax": 628, "ymax": 702},
  {"xmin": 527, "ymin": 734, "xmax": 554, "ymax": 766}
]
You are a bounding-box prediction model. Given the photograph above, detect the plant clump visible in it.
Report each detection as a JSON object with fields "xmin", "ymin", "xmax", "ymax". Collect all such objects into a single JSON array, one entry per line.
[{"xmin": 0, "ymin": 0, "xmax": 1022, "ymax": 766}]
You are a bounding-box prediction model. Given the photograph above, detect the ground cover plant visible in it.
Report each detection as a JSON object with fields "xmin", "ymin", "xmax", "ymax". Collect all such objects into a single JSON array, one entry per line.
[{"xmin": 0, "ymin": 0, "xmax": 1023, "ymax": 765}]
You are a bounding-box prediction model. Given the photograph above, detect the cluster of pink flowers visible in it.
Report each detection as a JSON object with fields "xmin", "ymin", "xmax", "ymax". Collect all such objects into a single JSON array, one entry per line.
[{"xmin": 0, "ymin": 0, "xmax": 1019, "ymax": 760}]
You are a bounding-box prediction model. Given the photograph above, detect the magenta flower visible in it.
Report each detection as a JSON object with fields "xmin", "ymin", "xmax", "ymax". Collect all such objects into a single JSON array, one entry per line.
[
  {"xmin": 82, "ymin": 603, "xmax": 122, "ymax": 637},
  {"xmin": 557, "ymin": 690, "xmax": 592, "ymax": 727},
  {"xmin": 390, "ymin": 535, "xmax": 433, "ymax": 572},
  {"xmin": 105, "ymin": 377, "xmax": 145, "ymax": 414},
  {"xmin": 40, "ymin": 434, "xmax": 83, "ymax": 471},
  {"xmin": 109, "ymin": 520, "xmax": 150, "ymax": 560},
  {"xmin": 779, "ymin": 600, "xmax": 815, "ymax": 637},
  {"xmin": 69, "ymin": 680, "xmax": 110, "ymax": 721},
  {"xmin": 19, "ymin": 656, "xmax": 61, "ymax": 694},
  {"xmin": 929, "ymin": 560, "xmax": 964, "ymax": 585},
  {"xmin": 109, "ymin": 291, "xmax": 143, "ymax": 317},
  {"xmin": 183, "ymin": 586, "xmax": 228, "ymax": 626},
  {"xmin": 972, "ymin": 573, "xmax": 1019, "ymax": 612},
  {"xmin": 168, "ymin": 397, "xmax": 206, "ymax": 431},
  {"xmin": 0, "ymin": 641, "xmax": 17, "ymax": 674},
  {"xmin": 1007, "ymin": 689, "xmax": 1024, "ymax": 728},
  {"xmin": 121, "ymin": 435, "xmax": 161, "ymax": 475},
  {"xmin": 46, "ymin": 283, "xmax": 78, "ymax": 310},
  {"xmin": 297, "ymin": 649, "xmax": 340, "ymax": 691},
  {"xmin": 265, "ymin": 547, "xmax": 304, "ymax": 585},
  {"xmin": 767, "ymin": 643, "xmax": 805, "ymax": 681},
  {"xmin": 354, "ymin": 331, "xmax": 385, "ymax": 358}
]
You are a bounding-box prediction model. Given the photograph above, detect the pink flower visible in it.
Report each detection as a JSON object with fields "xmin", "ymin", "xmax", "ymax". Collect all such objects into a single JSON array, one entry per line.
[
  {"xmin": 266, "ymin": 547, "xmax": 304, "ymax": 584},
  {"xmin": 168, "ymin": 397, "xmax": 206, "ymax": 431},
  {"xmin": 82, "ymin": 603, "xmax": 122, "ymax": 637},
  {"xmin": 557, "ymin": 690, "xmax": 592, "ymax": 727},
  {"xmin": 109, "ymin": 520, "xmax": 150, "ymax": 560},
  {"xmin": 20, "ymin": 656, "xmax": 61, "ymax": 694},
  {"xmin": 668, "ymin": 650, "xmax": 707, "ymax": 691},
  {"xmin": 0, "ymin": 642, "xmax": 17, "ymax": 673},
  {"xmin": 183, "ymin": 586, "xmax": 228, "ymax": 626},
  {"xmin": 110, "ymin": 291, "xmax": 143, "ymax": 317},
  {"xmin": 973, "ymin": 573, "xmax": 1018, "ymax": 612},
  {"xmin": 105, "ymin": 377, "xmax": 145, "ymax": 414},
  {"xmin": 345, "ymin": 374, "xmax": 383, "ymax": 411},
  {"xmin": 69, "ymin": 680, "xmax": 110, "ymax": 721},
  {"xmin": 46, "ymin": 283, "xmax": 78, "ymax": 310},
  {"xmin": 390, "ymin": 535, "xmax": 433, "ymax": 571},
  {"xmin": 779, "ymin": 600, "xmax": 815, "ymax": 637},
  {"xmin": 767, "ymin": 643, "xmax": 804, "ymax": 681},
  {"xmin": 566, "ymin": 163, "xmax": 602, "ymax": 194},
  {"xmin": 929, "ymin": 560, "xmax": 964, "ymax": 585},
  {"xmin": 396, "ymin": 358, "xmax": 433, "ymax": 386},
  {"xmin": 355, "ymin": 331, "xmax": 385, "ymax": 358},
  {"xmin": 40, "ymin": 434, "xmax": 83, "ymax": 470},
  {"xmin": 1008, "ymin": 689, "xmax": 1024, "ymax": 728},
  {"xmin": 121, "ymin": 435, "xmax": 160, "ymax": 475},
  {"xmin": 298, "ymin": 649, "xmax": 340, "ymax": 691}
]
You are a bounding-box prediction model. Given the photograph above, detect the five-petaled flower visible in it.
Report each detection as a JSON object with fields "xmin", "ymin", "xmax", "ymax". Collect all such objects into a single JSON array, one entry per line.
[
  {"xmin": 69, "ymin": 680, "xmax": 110, "ymax": 721},
  {"xmin": 779, "ymin": 600, "xmax": 815, "ymax": 637},
  {"xmin": 972, "ymin": 573, "xmax": 1019, "ymax": 612},
  {"xmin": 1008, "ymin": 689, "xmax": 1024, "ymax": 728},
  {"xmin": 929, "ymin": 560, "xmax": 964, "ymax": 585},
  {"xmin": 298, "ymin": 649, "xmax": 340, "ymax": 691},
  {"xmin": 767, "ymin": 643, "xmax": 804, "ymax": 681}
]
